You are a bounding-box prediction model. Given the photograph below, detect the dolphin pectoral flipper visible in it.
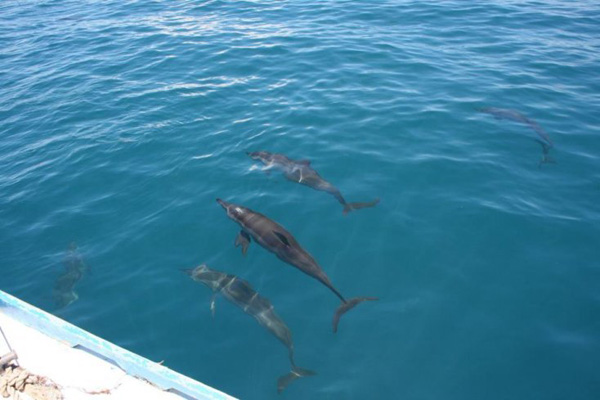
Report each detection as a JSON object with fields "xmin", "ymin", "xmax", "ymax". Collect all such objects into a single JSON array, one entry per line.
[
  {"xmin": 210, "ymin": 293, "xmax": 218, "ymax": 317},
  {"xmin": 273, "ymin": 231, "xmax": 291, "ymax": 247},
  {"xmin": 235, "ymin": 231, "xmax": 251, "ymax": 255},
  {"xmin": 277, "ymin": 367, "xmax": 316, "ymax": 394},
  {"xmin": 332, "ymin": 297, "xmax": 378, "ymax": 333}
]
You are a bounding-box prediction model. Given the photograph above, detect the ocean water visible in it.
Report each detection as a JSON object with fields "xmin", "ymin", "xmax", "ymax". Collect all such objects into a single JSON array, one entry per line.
[{"xmin": 1, "ymin": 1, "xmax": 599, "ymax": 399}]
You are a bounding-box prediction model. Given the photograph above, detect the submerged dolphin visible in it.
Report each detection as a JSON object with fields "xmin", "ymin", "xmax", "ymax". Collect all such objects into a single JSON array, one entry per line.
[
  {"xmin": 478, "ymin": 107, "xmax": 554, "ymax": 165},
  {"xmin": 247, "ymin": 151, "xmax": 379, "ymax": 215},
  {"xmin": 217, "ymin": 199, "xmax": 377, "ymax": 332},
  {"xmin": 184, "ymin": 264, "xmax": 315, "ymax": 393},
  {"xmin": 53, "ymin": 242, "xmax": 89, "ymax": 308}
]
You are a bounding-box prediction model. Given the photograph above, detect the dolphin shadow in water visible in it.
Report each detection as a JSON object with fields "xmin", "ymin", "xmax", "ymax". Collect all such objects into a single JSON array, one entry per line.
[
  {"xmin": 247, "ymin": 151, "xmax": 379, "ymax": 214},
  {"xmin": 53, "ymin": 242, "xmax": 89, "ymax": 309},
  {"xmin": 217, "ymin": 199, "xmax": 378, "ymax": 333},
  {"xmin": 477, "ymin": 107, "xmax": 555, "ymax": 166},
  {"xmin": 184, "ymin": 264, "xmax": 315, "ymax": 393}
]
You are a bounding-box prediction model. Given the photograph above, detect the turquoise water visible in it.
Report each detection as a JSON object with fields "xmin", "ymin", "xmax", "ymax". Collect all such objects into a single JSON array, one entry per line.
[{"xmin": 1, "ymin": 0, "xmax": 600, "ymax": 398}]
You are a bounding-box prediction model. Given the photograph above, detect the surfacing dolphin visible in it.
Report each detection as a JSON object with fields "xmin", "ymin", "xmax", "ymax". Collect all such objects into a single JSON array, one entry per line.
[
  {"xmin": 247, "ymin": 151, "xmax": 379, "ymax": 215},
  {"xmin": 184, "ymin": 264, "xmax": 315, "ymax": 393},
  {"xmin": 217, "ymin": 199, "xmax": 378, "ymax": 332},
  {"xmin": 478, "ymin": 107, "xmax": 555, "ymax": 165},
  {"xmin": 53, "ymin": 242, "xmax": 89, "ymax": 309}
]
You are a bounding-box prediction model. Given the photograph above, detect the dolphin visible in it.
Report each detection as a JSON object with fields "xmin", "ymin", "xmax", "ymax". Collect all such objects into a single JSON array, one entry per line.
[
  {"xmin": 477, "ymin": 107, "xmax": 555, "ymax": 165},
  {"xmin": 184, "ymin": 264, "xmax": 315, "ymax": 393},
  {"xmin": 216, "ymin": 199, "xmax": 378, "ymax": 332},
  {"xmin": 247, "ymin": 151, "xmax": 379, "ymax": 215},
  {"xmin": 53, "ymin": 242, "xmax": 89, "ymax": 309}
]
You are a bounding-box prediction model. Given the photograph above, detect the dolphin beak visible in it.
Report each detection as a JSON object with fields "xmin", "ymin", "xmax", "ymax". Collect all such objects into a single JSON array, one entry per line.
[{"xmin": 216, "ymin": 198, "xmax": 229, "ymax": 210}]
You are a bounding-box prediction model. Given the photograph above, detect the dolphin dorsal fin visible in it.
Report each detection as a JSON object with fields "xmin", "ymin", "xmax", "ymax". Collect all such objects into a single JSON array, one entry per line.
[
  {"xmin": 297, "ymin": 159, "xmax": 311, "ymax": 166},
  {"xmin": 273, "ymin": 231, "xmax": 291, "ymax": 246}
]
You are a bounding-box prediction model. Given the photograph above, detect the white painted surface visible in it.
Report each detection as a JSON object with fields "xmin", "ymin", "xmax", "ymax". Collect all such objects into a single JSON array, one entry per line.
[{"xmin": 0, "ymin": 312, "xmax": 186, "ymax": 400}]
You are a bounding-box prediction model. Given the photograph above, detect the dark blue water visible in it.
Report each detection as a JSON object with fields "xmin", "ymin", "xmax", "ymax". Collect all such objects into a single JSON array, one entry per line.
[{"xmin": 1, "ymin": 1, "xmax": 599, "ymax": 399}]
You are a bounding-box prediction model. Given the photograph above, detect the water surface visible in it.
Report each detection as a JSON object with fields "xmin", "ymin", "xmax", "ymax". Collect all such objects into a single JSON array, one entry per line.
[{"xmin": 1, "ymin": 1, "xmax": 599, "ymax": 399}]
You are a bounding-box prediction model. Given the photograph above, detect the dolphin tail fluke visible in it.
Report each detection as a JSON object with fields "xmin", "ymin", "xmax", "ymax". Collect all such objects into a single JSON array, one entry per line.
[
  {"xmin": 332, "ymin": 297, "xmax": 378, "ymax": 333},
  {"xmin": 342, "ymin": 198, "xmax": 380, "ymax": 215},
  {"xmin": 538, "ymin": 155, "xmax": 557, "ymax": 168},
  {"xmin": 277, "ymin": 366, "xmax": 316, "ymax": 394}
]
